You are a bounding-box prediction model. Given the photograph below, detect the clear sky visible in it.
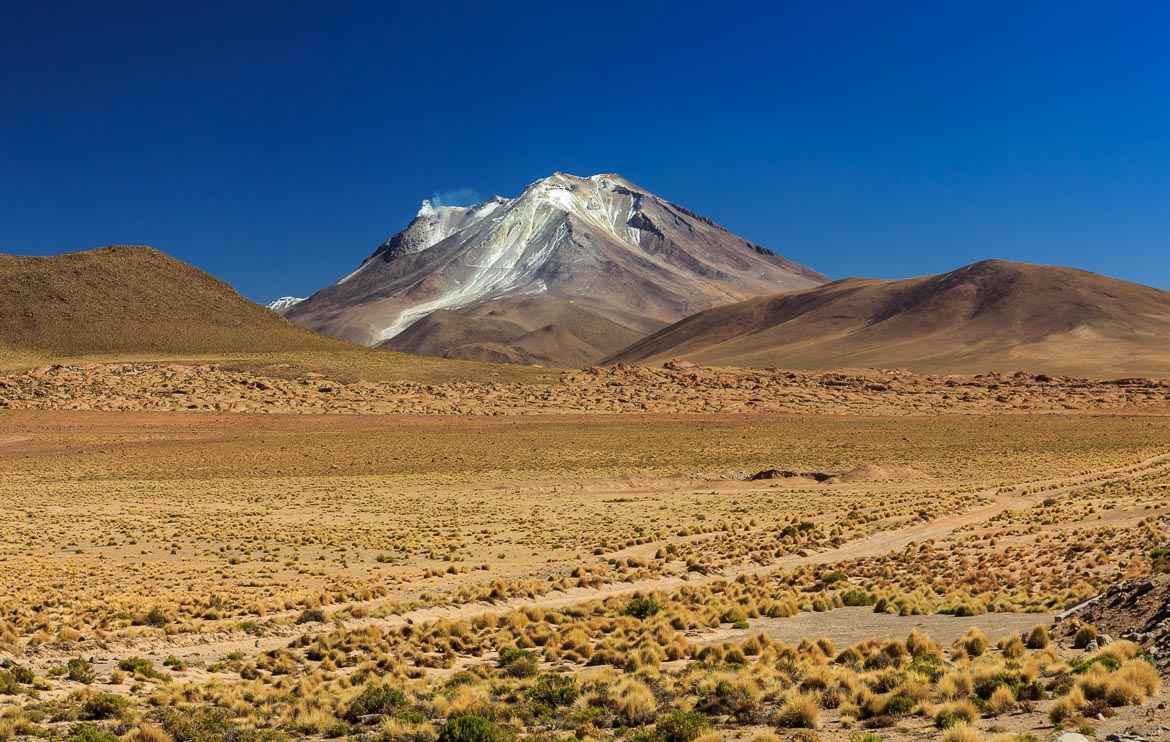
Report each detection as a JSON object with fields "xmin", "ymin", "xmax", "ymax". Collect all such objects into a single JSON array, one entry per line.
[{"xmin": 3, "ymin": 1, "xmax": 1169, "ymax": 302}]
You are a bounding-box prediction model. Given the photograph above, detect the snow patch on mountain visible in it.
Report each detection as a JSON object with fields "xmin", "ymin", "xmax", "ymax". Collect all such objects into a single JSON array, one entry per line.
[{"xmin": 267, "ymin": 296, "xmax": 305, "ymax": 312}]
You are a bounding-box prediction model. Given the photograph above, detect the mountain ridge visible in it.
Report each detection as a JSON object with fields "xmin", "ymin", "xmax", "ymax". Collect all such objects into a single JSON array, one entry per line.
[{"xmin": 606, "ymin": 259, "xmax": 1170, "ymax": 377}]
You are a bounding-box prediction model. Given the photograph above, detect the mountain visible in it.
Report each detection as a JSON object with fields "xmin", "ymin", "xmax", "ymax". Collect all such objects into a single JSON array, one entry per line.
[
  {"xmin": 607, "ymin": 260, "xmax": 1170, "ymax": 378},
  {"xmin": 284, "ymin": 173, "xmax": 828, "ymax": 362},
  {"xmin": 0, "ymin": 245, "xmax": 346, "ymax": 358},
  {"xmin": 268, "ymin": 296, "xmax": 305, "ymax": 312},
  {"xmin": 377, "ymin": 296, "xmax": 643, "ymax": 367}
]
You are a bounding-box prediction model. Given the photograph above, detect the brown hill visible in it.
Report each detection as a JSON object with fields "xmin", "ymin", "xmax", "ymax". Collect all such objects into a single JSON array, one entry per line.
[
  {"xmin": 376, "ymin": 309, "xmax": 528, "ymax": 357},
  {"xmin": 436, "ymin": 324, "xmax": 607, "ymax": 368},
  {"xmin": 458, "ymin": 296, "xmax": 644, "ymax": 354},
  {"xmin": 0, "ymin": 245, "xmax": 352, "ymax": 358},
  {"xmin": 378, "ymin": 296, "xmax": 643, "ymax": 367},
  {"xmin": 607, "ymin": 260, "xmax": 1170, "ymax": 377}
]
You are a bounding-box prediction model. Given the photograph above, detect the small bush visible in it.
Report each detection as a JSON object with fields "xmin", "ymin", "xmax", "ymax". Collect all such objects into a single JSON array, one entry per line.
[
  {"xmin": 1073, "ymin": 625, "xmax": 1099, "ymax": 649},
  {"xmin": 505, "ymin": 656, "xmax": 538, "ymax": 678},
  {"xmin": 622, "ymin": 597, "xmax": 662, "ymax": 619},
  {"xmin": 66, "ymin": 658, "xmax": 96, "ymax": 684},
  {"xmin": 67, "ymin": 725, "xmax": 121, "ymax": 742},
  {"xmin": 939, "ymin": 723, "xmax": 982, "ymax": 742},
  {"xmin": 655, "ymin": 710, "xmax": 709, "ymax": 742},
  {"xmin": 877, "ymin": 694, "xmax": 912, "ymax": 717},
  {"xmin": 974, "ymin": 672, "xmax": 1021, "ymax": 701},
  {"xmin": 526, "ymin": 674, "xmax": 578, "ymax": 708},
  {"xmin": 956, "ymin": 629, "xmax": 988, "ymax": 658},
  {"xmin": 437, "ymin": 715, "xmax": 511, "ymax": 742},
  {"xmin": 497, "ymin": 647, "xmax": 535, "ymax": 668},
  {"xmin": 934, "ymin": 699, "xmax": 978, "ymax": 728},
  {"xmin": 343, "ymin": 684, "xmax": 406, "ymax": 722},
  {"xmin": 840, "ymin": 590, "xmax": 876, "ymax": 607},
  {"xmin": 81, "ymin": 693, "xmax": 130, "ymax": 720},
  {"xmin": 1049, "ymin": 688, "xmax": 1087, "ymax": 724},
  {"xmin": 117, "ymin": 657, "xmax": 169, "ymax": 681},
  {"xmin": 296, "ymin": 607, "xmax": 327, "ymax": 624},
  {"xmin": 1024, "ymin": 624, "xmax": 1050, "ymax": 649},
  {"xmin": 985, "ymin": 685, "xmax": 1017, "ymax": 716},
  {"xmin": 610, "ymin": 678, "xmax": 657, "ymax": 725},
  {"xmin": 774, "ymin": 693, "xmax": 820, "ymax": 729},
  {"xmin": 1107, "ymin": 659, "xmax": 1161, "ymax": 705}
]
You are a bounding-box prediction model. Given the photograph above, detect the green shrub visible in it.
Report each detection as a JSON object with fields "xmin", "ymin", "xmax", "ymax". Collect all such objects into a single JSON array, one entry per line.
[
  {"xmin": 67, "ymin": 725, "xmax": 121, "ymax": 742},
  {"xmin": 622, "ymin": 597, "xmax": 662, "ymax": 619},
  {"xmin": 342, "ymin": 684, "xmax": 406, "ymax": 722},
  {"xmin": 81, "ymin": 693, "xmax": 129, "ymax": 720},
  {"xmin": 840, "ymin": 590, "xmax": 876, "ymax": 606},
  {"xmin": 1070, "ymin": 656, "xmax": 1120, "ymax": 674},
  {"xmin": 296, "ymin": 607, "xmax": 327, "ymax": 624},
  {"xmin": 882, "ymin": 694, "xmax": 915, "ymax": 716},
  {"xmin": 497, "ymin": 647, "xmax": 535, "ymax": 667},
  {"xmin": 526, "ymin": 674, "xmax": 579, "ymax": 708},
  {"xmin": 156, "ymin": 706, "xmax": 244, "ymax": 742},
  {"xmin": 437, "ymin": 715, "xmax": 512, "ymax": 742},
  {"xmin": 974, "ymin": 672, "xmax": 1021, "ymax": 700},
  {"xmin": 0, "ymin": 665, "xmax": 35, "ymax": 693},
  {"xmin": 655, "ymin": 710, "xmax": 709, "ymax": 742},
  {"xmin": 907, "ymin": 653, "xmax": 944, "ymax": 681},
  {"xmin": 67, "ymin": 658, "xmax": 96, "ymax": 684},
  {"xmin": 505, "ymin": 656, "xmax": 538, "ymax": 678},
  {"xmin": 497, "ymin": 646, "xmax": 538, "ymax": 678},
  {"xmin": 117, "ymin": 657, "xmax": 169, "ymax": 681},
  {"xmin": 0, "ymin": 670, "xmax": 21, "ymax": 695}
]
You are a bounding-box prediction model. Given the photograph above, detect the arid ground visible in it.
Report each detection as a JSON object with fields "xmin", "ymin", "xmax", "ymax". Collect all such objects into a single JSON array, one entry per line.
[{"xmin": 1, "ymin": 363, "xmax": 1168, "ymax": 742}]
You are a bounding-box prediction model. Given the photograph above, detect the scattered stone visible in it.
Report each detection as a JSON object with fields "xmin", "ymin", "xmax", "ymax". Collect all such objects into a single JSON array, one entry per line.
[{"xmin": 1, "ymin": 362, "xmax": 1169, "ymax": 417}]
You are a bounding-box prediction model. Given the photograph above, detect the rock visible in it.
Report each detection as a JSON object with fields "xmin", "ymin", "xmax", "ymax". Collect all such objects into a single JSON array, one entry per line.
[
  {"xmin": 1098, "ymin": 633, "xmax": 1112, "ymax": 645},
  {"xmin": 1085, "ymin": 639, "xmax": 1099, "ymax": 652},
  {"xmin": 1054, "ymin": 734, "xmax": 1091, "ymax": 742}
]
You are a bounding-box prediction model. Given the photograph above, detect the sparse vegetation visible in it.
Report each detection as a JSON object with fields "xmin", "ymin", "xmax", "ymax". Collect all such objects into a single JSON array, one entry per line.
[{"xmin": 1, "ymin": 369, "xmax": 1168, "ymax": 740}]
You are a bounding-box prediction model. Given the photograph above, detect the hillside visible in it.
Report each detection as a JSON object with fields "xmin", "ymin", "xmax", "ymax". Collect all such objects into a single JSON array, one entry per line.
[
  {"xmin": 378, "ymin": 296, "xmax": 643, "ymax": 366},
  {"xmin": 0, "ymin": 245, "xmax": 350, "ymax": 358},
  {"xmin": 607, "ymin": 260, "xmax": 1170, "ymax": 377}
]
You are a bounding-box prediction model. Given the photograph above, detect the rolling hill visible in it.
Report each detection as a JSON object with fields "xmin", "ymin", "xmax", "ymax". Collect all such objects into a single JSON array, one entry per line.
[
  {"xmin": 377, "ymin": 296, "xmax": 643, "ymax": 366},
  {"xmin": 0, "ymin": 245, "xmax": 354, "ymax": 358},
  {"xmin": 607, "ymin": 259, "xmax": 1170, "ymax": 377}
]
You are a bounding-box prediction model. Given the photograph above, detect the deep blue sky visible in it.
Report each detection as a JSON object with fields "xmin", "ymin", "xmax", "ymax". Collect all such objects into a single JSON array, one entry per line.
[{"xmin": 3, "ymin": 2, "xmax": 1170, "ymax": 302}]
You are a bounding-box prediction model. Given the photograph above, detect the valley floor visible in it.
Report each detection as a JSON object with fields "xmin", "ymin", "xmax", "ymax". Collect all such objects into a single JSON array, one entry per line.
[{"xmin": 0, "ymin": 363, "xmax": 1168, "ymax": 741}]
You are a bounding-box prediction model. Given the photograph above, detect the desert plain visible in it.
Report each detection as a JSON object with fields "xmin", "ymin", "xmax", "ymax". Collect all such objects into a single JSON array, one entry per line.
[{"xmin": 0, "ymin": 359, "xmax": 1168, "ymax": 742}]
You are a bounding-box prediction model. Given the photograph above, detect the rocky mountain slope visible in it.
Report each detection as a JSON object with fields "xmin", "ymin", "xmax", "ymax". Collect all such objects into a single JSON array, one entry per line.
[
  {"xmin": 607, "ymin": 260, "xmax": 1170, "ymax": 378},
  {"xmin": 283, "ymin": 173, "xmax": 827, "ymax": 363},
  {"xmin": 0, "ymin": 245, "xmax": 346, "ymax": 359}
]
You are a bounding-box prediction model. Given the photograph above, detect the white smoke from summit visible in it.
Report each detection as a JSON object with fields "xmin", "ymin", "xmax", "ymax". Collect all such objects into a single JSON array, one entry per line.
[{"xmin": 430, "ymin": 187, "xmax": 482, "ymax": 208}]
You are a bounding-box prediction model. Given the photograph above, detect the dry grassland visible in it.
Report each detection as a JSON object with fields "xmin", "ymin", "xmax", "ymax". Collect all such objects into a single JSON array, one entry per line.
[{"xmin": 0, "ymin": 373, "xmax": 1168, "ymax": 741}]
